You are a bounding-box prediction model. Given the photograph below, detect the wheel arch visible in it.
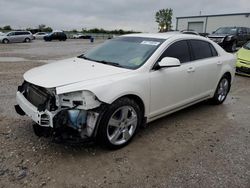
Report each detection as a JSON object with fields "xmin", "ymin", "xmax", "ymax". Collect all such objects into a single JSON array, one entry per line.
[
  {"xmin": 223, "ymin": 72, "xmax": 232, "ymax": 82},
  {"xmin": 116, "ymin": 94, "xmax": 145, "ymax": 118}
]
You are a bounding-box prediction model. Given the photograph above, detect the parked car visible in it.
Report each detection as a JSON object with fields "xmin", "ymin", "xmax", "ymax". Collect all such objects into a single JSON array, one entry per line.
[
  {"xmin": 181, "ymin": 30, "xmax": 200, "ymax": 35},
  {"xmin": 236, "ymin": 41, "xmax": 250, "ymax": 76},
  {"xmin": 33, "ymin": 32, "xmax": 48, "ymax": 40},
  {"xmin": 73, "ymin": 33, "xmax": 92, "ymax": 39},
  {"xmin": 15, "ymin": 33, "xmax": 236, "ymax": 149},
  {"xmin": 44, "ymin": 31, "xmax": 67, "ymax": 41},
  {"xmin": 0, "ymin": 31, "xmax": 34, "ymax": 44},
  {"xmin": 0, "ymin": 31, "xmax": 4, "ymax": 36},
  {"xmin": 208, "ymin": 27, "xmax": 250, "ymax": 52},
  {"xmin": 72, "ymin": 33, "xmax": 82, "ymax": 39}
]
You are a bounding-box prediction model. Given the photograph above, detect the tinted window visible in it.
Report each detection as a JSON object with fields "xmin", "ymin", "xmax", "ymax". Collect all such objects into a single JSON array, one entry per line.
[
  {"xmin": 190, "ymin": 40, "xmax": 213, "ymax": 60},
  {"xmin": 242, "ymin": 28, "xmax": 247, "ymax": 34},
  {"xmin": 209, "ymin": 44, "xmax": 218, "ymax": 57},
  {"xmin": 160, "ymin": 40, "xmax": 190, "ymax": 63}
]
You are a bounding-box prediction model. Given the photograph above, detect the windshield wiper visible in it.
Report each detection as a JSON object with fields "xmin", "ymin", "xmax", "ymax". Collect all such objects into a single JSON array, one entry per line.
[
  {"xmin": 94, "ymin": 60, "xmax": 123, "ymax": 68},
  {"xmin": 77, "ymin": 54, "xmax": 94, "ymax": 61},
  {"xmin": 78, "ymin": 55, "xmax": 123, "ymax": 68}
]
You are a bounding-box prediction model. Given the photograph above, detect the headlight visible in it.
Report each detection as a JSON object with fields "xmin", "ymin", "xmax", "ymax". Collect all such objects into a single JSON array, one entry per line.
[
  {"xmin": 225, "ymin": 36, "xmax": 233, "ymax": 41},
  {"xmin": 59, "ymin": 90, "xmax": 101, "ymax": 110}
]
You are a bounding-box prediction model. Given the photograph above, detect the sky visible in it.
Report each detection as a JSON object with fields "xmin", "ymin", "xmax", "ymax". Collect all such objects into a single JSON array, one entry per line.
[{"xmin": 0, "ymin": 0, "xmax": 250, "ymax": 32}]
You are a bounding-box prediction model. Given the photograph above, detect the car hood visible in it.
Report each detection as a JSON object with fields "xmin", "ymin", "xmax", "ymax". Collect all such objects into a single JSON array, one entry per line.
[
  {"xmin": 237, "ymin": 48, "xmax": 250, "ymax": 61},
  {"xmin": 24, "ymin": 57, "xmax": 131, "ymax": 88},
  {"xmin": 208, "ymin": 34, "xmax": 228, "ymax": 38}
]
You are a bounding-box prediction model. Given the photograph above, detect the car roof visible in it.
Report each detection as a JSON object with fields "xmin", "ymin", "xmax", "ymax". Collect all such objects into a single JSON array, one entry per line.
[{"xmin": 123, "ymin": 32, "xmax": 205, "ymax": 40}]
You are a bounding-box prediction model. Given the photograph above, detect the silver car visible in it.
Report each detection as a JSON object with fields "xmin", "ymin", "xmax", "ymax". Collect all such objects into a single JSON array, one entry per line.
[
  {"xmin": 33, "ymin": 32, "xmax": 48, "ymax": 40},
  {"xmin": 0, "ymin": 31, "xmax": 34, "ymax": 44}
]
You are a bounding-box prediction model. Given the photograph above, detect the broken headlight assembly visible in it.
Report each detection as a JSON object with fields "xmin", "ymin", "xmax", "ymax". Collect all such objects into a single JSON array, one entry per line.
[
  {"xmin": 58, "ymin": 90, "xmax": 101, "ymax": 110},
  {"xmin": 54, "ymin": 90, "xmax": 102, "ymax": 138}
]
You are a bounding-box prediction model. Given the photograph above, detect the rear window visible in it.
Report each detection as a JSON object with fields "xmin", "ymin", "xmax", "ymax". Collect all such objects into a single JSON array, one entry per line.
[{"xmin": 190, "ymin": 40, "xmax": 215, "ymax": 60}]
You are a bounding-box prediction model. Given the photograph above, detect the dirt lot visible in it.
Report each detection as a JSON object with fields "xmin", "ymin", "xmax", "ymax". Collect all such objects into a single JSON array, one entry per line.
[{"xmin": 0, "ymin": 40, "xmax": 250, "ymax": 188}]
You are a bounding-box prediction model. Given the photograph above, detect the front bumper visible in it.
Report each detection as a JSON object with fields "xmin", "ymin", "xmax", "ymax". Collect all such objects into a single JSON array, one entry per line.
[
  {"xmin": 16, "ymin": 91, "xmax": 56, "ymax": 127},
  {"xmin": 236, "ymin": 60, "xmax": 250, "ymax": 76}
]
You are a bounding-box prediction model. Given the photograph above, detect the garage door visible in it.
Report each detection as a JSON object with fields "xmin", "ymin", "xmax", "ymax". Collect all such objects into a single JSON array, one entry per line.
[{"xmin": 188, "ymin": 22, "xmax": 204, "ymax": 33}]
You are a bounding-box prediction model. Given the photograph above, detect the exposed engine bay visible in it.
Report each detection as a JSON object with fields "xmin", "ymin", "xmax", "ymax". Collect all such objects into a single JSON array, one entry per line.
[{"xmin": 15, "ymin": 81, "xmax": 103, "ymax": 142}]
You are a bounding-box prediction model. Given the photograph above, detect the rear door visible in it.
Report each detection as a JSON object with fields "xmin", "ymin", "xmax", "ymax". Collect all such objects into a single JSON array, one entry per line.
[
  {"xmin": 15, "ymin": 32, "xmax": 24, "ymax": 42},
  {"xmin": 188, "ymin": 39, "xmax": 221, "ymax": 98}
]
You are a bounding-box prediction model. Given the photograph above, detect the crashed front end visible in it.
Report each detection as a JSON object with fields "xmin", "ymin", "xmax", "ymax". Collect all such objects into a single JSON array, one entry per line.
[{"xmin": 15, "ymin": 81, "xmax": 102, "ymax": 142}]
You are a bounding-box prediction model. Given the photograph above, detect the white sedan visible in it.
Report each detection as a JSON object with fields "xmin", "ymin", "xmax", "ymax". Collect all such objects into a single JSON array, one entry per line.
[
  {"xmin": 15, "ymin": 33, "xmax": 236, "ymax": 149},
  {"xmin": 33, "ymin": 32, "xmax": 48, "ymax": 40}
]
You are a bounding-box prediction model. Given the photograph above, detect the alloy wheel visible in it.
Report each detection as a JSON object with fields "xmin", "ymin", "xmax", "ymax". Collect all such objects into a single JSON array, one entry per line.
[
  {"xmin": 107, "ymin": 106, "xmax": 138, "ymax": 145},
  {"xmin": 217, "ymin": 78, "xmax": 229, "ymax": 102}
]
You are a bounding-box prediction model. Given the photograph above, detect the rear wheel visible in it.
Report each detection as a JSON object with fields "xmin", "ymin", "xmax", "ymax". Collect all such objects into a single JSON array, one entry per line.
[
  {"xmin": 97, "ymin": 98, "xmax": 142, "ymax": 149},
  {"xmin": 2, "ymin": 39, "xmax": 9, "ymax": 44},
  {"xmin": 24, "ymin": 38, "xmax": 31, "ymax": 43},
  {"xmin": 211, "ymin": 75, "xmax": 231, "ymax": 104}
]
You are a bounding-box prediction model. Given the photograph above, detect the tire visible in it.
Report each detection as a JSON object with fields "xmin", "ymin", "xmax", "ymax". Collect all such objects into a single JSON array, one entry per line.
[
  {"xmin": 24, "ymin": 38, "xmax": 31, "ymax": 43},
  {"xmin": 2, "ymin": 39, "xmax": 9, "ymax": 44},
  {"xmin": 97, "ymin": 97, "xmax": 142, "ymax": 149},
  {"xmin": 210, "ymin": 75, "xmax": 231, "ymax": 105},
  {"xmin": 33, "ymin": 124, "xmax": 52, "ymax": 137}
]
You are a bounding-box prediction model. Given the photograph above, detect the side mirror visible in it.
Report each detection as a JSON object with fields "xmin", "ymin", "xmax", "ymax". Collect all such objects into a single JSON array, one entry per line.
[
  {"xmin": 156, "ymin": 57, "xmax": 181, "ymax": 70},
  {"xmin": 212, "ymin": 31, "xmax": 215, "ymax": 34}
]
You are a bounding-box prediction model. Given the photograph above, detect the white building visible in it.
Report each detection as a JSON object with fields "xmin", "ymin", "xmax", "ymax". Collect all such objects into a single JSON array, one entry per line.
[{"xmin": 176, "ymin": 12, "xmax": 250, "ymax": 34}]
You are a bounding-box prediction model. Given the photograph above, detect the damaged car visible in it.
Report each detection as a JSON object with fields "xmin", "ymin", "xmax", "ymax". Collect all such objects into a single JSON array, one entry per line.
[{"xmin": 15, "ymin": 33, "xmax": 236, "ymax": 149}]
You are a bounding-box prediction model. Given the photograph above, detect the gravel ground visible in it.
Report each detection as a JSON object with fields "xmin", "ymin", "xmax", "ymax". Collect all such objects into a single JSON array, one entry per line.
[{"xmin": 0, "ymin": 40, "xmax": 250, "ymax": 188}]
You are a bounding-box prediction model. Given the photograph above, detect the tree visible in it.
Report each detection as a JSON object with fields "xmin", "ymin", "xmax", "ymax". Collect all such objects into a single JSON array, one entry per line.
[
  {"xmin": 3, "ymin": 25, "xmax": 12, "ymax": 31},
  {"xmin": 37, "ymin": 24, "xmax": 53, "ymax": 32},
  {"xmin": 38, "ymin": 24, "xmax": 46, "ymax": 30},
  {"xmin": 155, "ymin": 8, "xmax": 173, "ymax": 32}
]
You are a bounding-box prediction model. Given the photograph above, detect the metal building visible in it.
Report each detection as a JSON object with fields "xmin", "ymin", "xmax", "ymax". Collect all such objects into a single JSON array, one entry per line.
[{"xmin": 176, "ymin": 12, "xmax": 250, "ymax": 34}]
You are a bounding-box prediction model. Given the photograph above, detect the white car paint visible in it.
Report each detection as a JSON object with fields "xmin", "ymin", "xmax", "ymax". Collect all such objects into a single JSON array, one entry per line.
[
  {"xmin": 33, "ymin": 32, "xmax": 48, "ymax": 40},
  {"xmin": 16, "ymin": 33, "xmax": 236, "ymax": 128}
]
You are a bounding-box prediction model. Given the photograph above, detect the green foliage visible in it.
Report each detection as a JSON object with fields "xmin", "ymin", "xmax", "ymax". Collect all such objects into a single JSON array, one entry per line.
[
  {"xmin": 155, "ymin": 8, "xmax": 173, "ymax": 32},
  {"xmin": 81, "ymin": 28, "xmax": 140, "ymax": 35},
  {"xmin": 37, "ymin": 24, "xmax": 52, "ymax": 32},
  {"xmin": 3, "ymin": 25, "xmax": 12, "ymax": 31}
]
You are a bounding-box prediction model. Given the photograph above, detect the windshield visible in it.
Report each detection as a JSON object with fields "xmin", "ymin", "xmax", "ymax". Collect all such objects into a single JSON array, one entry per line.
[
  {"xmin": 243, "ymin": 41, "xmax": 250, "ymax": 50},
  {"xmin": 79, "ymin": 37, "xmax": 165, "ymax": 69},
  {"xmin": 214, "ymin": 27, "xmax": 237, "ymax": 35}
]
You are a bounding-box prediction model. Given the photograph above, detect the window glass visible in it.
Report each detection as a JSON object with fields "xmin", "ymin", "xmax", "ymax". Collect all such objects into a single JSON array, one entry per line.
[
  {"xmin": 83, "ymin": 37, "xmax": 165, "ymax": 69},
  {"xmin": 15, "ymin": 32, "xmax": 21, "ymax": 35},
  {"xmin": 190, "ymin": 40, "xmax": 213, "ymax": 60},
  {"xmin": 160, "ymin": 40, "xmax": 190, "ymax": 63},
  {"xmin": 209, "ymin": 44, "xmax": 218, "ymax": 57}
]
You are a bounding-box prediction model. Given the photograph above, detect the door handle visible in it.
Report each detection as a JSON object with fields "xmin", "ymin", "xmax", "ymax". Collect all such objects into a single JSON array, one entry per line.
[
  {"xmin": 217, "ymin": 61, "xmax": 223, "ymax": 65},
  {"xmin": 187, "ymin": 66, "xmax": 195, "ymax": 73}
]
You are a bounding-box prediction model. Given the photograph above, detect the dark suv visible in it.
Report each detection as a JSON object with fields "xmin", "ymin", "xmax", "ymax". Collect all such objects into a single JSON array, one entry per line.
[
  {"xmin": 208, "ymin": 27, "xmax": 250, "ymax": 52},
  {"xmin": 44, "ymin": 31, "xmax": 67, "ymax": 41}
]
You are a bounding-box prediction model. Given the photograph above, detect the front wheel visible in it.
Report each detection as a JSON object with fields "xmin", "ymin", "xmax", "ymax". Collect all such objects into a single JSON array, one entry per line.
[
  {"xmin": 97, "ymin": 98, "xmax": 142, "ymax": 149},
  {"xmin": 2, "ymin": 39, "xmax": 9, "ymax": 44},
  {"xmin": 211, "ymin": 75, "xmax": 231, "ymax": 104}
]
